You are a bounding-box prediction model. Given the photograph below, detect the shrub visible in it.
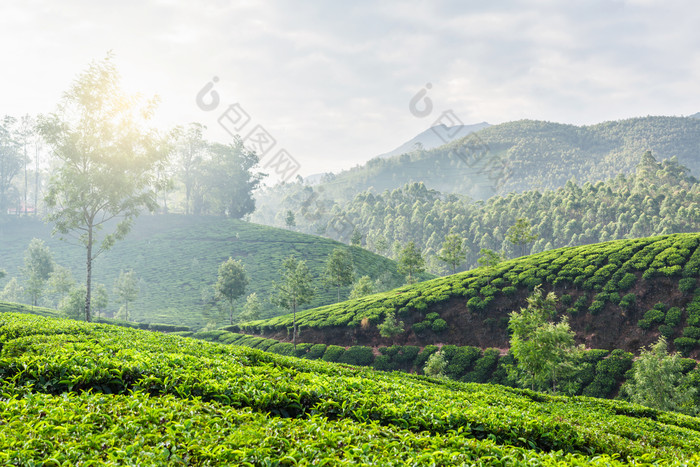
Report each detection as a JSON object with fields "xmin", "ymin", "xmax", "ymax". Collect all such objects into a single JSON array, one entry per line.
[
  {"xmin": 267, "ymin": 342, "xmax": 296, "ymax": 356},
  {"xmin": 393, "ymin": 346, "xmax": 420, "ymax": 367},
  {"xmin": 674, "ymin": 337, "xmax": 698, "ymax": 356},
  {"xmin": 619, "ymin": 293, "xmax": 636, "ymax": 309},
  {"xmin": 588, "ymin": 301, "xmax": 605, "ymax": 315},
  {"xmin": 462, "ymin": 348, "xmax": 500, "ymax": 383},
  {"xmin": 608, "ymin": 292, "xmax": 621, "ymax": 305},
  {"xmin": 679, "ymin": 278, "xmax": 697, "ymax": 294},
  {"xmin": 665, "ymin": 307, "xmax": 683, "ymax": 327},
  {"xmin": 339, "ymin": 346, "xmax": 375, "ymax": 366},
  {"xmin": 322, "ymin": 345, "xmax": 346, "ymax": 362},
  {"xmin": 658, "ymin": 325, "xmax": 675, "ymax": 338},
  {"xmin": 372, "ymin": 355, "xmax": 393, "ymax": 371},
  {"xmin": 502, "ymin": 286, "xmax": 517, "ymax": 296},
  {"xmin": 561, "ymin": 294, "xmax": 572, "ymax": 306},
  {"xmin": 425, "ymin": 312, "xmax": 440, "ymax": 322},
  {"xmin": 414, "ymin": 345, "xmax": 439, "ymax": 371},
  {"xmin": 682, "ymin": 326, "xmax": 700, "ymax": 340},
  {"xmin": 618, "ymin": 273, "xmax": 637, "ymax": 291},
  {"xmin": 306, "ymin": 344, "xmax": 327, "ymax": 360},
  {"xmin": 445, "ymin": 346, "xmax": 481, "ymax": 380},
  {"xmin": 466, "ymin": 297, "xmax": 484, "ymax": 312},
  {"xmin": 582, "ymin": 349, "xmax": 633, "ymax": 398},
  {"xmin": 643, "ymin": 308, "xmax": 665, "ymax": 326},
  {"xmin": 294, "ymin": 343, "xmax": 313, "ymax": 358},
  {"xmin": 431, "ymin": 319, "xmax": 448, "ymax": 332},
  {"xmin": 642, "ymin": 268, "xmax": 658, "ymax": 280},
  {"xmin": 411, "ymin": 322, "xmax": 427, "ymax": 333}
]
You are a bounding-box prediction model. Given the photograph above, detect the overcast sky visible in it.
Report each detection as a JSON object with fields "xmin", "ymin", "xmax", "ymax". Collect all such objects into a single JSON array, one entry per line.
[{"xmin": 2, "ymin": 0, "xmax": 700, "ymax": 179}]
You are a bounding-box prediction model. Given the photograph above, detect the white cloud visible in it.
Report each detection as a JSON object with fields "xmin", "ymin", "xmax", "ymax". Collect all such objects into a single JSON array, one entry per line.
[{"xmin": 1, "ymin": 0, "xmax": 700, "ymax": 175}]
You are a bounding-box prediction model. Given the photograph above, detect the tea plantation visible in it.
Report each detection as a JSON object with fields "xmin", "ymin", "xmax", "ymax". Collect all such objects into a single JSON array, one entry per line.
[
  {"xmin": 0, "ymin": 215, "xmax": 426, "ymax": 328},
  {"xmin": 238, "ymin": 233, "xmax": 700, "ymax": 356},
  {"xmin": 1, "ymin": 312, "xmax": 700, "ymax": 465}
]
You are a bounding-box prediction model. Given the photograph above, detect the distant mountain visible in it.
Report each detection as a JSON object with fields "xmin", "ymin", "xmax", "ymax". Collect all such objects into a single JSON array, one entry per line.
[
  {"xmin": 375, "ymin": 122, "xmax": 491, "ymax": 159},
  {"xmin": 690, "ymin": 112, "xmax": 700, "ymax": 119}
]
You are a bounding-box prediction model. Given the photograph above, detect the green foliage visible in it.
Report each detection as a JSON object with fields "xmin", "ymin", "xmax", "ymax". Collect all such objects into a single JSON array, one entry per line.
[
  {"xmin": 338, "ymin": 346, "xmax": 375, "ymax": 366},
  {"xmin": 583, "ymin": 350, "xmax": 634, "ymax": 399},
  {"xmin": 37, "ymin": 54, "xmax": 167, "ymax": 322},
  {"xmin": 665, "ymin": 307, "xmax": 683, "ymax": 327},
  {"xmin": 423, "ymin": 350, "xmax": 447, "ymax": 377},
  {"xmin": 21, "ymin": 238, "xmax": 54, "ymax": 306},
  {"xmin": 272, "ymin": 255, "xmax": 315, "ymax": 346},
  {"xmin": 113, "ymin": 269, "xmax": 139, "ymax": 320},
  {"xmin": 619, "ymin": 293, "xmax": 636, "ymax": 309},
  {"xmin": 378, "ymin": 311, "xmax": 404, "ymax": 339},
  {"xmin": 508, "ymin": 287, "xmax": 581, "ymax": 393},
  {"xmin": 679, "ymin": 278, "xmax": 697, "ymax": 294},
  {"xmin": 506, "ymin": 218, "xmax": 538, "ymax": 258},
  {"xmin": 214, "ymin": 258, "xmax": 249, "ymax": 325},
  {"xmin": 623, "ymin": 337, "xmax": 697, "ymax": 415},
  {"xmin": 306, "ymin": 344, "xmax": 327, "ymax": 360},
  {"xmin": 321, "ymin": 345, "xmax": 346, "ymax": 362},
  {"xmin": 322, "ymin": 247, "xmax": 355, "ymax": 302},
  {"xmin": 431, "ymin": 318, "xmax": 448, "ymax": 333},
  {"xmin": 397, "ymin": 241, "xmax": 425, "ymax": 284},
  {"xmin": 436, "ymin": 233, "xmax": 467, "ymax": 274},
  {"xmin": 349, "ymin": 275, "xmax": 374, "ymax": 299}
]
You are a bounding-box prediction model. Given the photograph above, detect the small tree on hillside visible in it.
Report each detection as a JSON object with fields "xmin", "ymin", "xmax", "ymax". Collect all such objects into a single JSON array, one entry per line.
[
  {"xmin": 378, "ymin": 311, "xmax": 404, "ymax": 339},
  {"xmin": 0, "ymin": 277, "xmax": 24, "ymax": 303},
  {"xmin": 350, "ymin": 275, "xmax": 375, "ymax": 299},
  {"xmin": 508, "ymin": 286, "xmax": 581, "ymax": 393},
  {"xmin": 113, "ymin": 270, "xmax": 139, "ymax": 320},
  {"xmin": 239, "ymin": 292, "xmax": 262, "ymax": 322},
  {"xmin": 322, "ymin": 247, "xmax": 354, "ymax": 302},
  {"xmin": 623, "ymin": 337, "xmax": 697, "ymax": 415},
  {"xmin": 285, "ymin": 210, "xmax": 296, "ymax": 229},
  {"xmin": 437, "ymin": 233, "xmax": 467, "ymax": 275},
  {"xmin": 45, "ymin": 265, "xmax": 76, "ymax": 307},
  {"xmin": 506, "ymin": 218, "xmax": 538, "ymax": 258},
  {"xmin": 38, "ymin": 54, "xmax": 169, "ymax": 322},
  {"xmin": 398, "ymin": 241, "xmax": 425, "ymax": 284},
  {"xmin": 214, "ymin": 258, "xmax": 249, "ymax": 325},
  {"xmin": 272, "ymin": 255, "xmax": 315, "ymax": 347},
  {"xmin": 424, "ymin": 350, "xmax": 447, "ymax": 377},
  {"xmin": 350, "ymin": 229, "xmax": 363, "ymax": 247},
  {"xmin": 21, "ymin": 238, "xmax": 54, "ymax": 306},
  {"xmin": 93, "ymin": 283, "xmax": 109, "ymax": 319}
]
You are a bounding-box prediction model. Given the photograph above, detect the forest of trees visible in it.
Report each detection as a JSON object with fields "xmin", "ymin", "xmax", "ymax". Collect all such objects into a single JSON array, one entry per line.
[{"xmin": 258, "ymin": 152, "xmax": 699, "ymax": 274}]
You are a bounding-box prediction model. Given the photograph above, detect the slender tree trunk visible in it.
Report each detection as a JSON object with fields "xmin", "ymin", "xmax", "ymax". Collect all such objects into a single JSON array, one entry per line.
[
  {"xmin": 23, "ymin": 141, "xmax": 27, "ymax": 215},
  {"xmin": 34, "ymin": 145, "xmax": 39, "ymax": 216},
  {"xmin": 85, "ymin": 225, "xmax": 93, "ymax": 322},
  {"xmin": 337, "ymin": 284, "xmax": 340, "ymax": 302},
  {"xmin": 292, "ymin": 301, "xmax": 297, "ymax": 349}
]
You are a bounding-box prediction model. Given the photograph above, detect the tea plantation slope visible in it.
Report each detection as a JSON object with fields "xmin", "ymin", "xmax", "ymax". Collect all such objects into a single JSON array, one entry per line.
[
  {"xmin": 0, "ymin": 215, "xmax": 426, "ymax": 328},
  {"xmin": 240, "ymin": 233, "xmax": 700, "ymax": 356},
  {"xmin": 1, "ymin": 313, "xmax": 700, "ymax": 465}
]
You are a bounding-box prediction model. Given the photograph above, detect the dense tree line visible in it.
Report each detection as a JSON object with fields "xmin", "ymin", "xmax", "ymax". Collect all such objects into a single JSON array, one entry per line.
[{"xmin": 262, "ymin": 152, "xmax": 699, "ymax": 274}]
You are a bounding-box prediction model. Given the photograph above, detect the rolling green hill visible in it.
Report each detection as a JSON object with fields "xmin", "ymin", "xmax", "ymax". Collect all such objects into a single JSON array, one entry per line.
[
  {"xmin": 1, "ymin": 312, "xmax": 699, "ymax": 465},
  {"xmin": 0, "ymin": 215, "xmax": 427, "ymax": 328},
  {"xmin": 239, "ymin": 233, "xmax": 700, "ymax": 358}
]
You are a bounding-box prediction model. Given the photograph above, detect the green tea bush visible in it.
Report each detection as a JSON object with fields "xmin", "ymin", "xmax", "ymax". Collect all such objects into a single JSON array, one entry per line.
[
  {"xmin": 618, "ymin": 273, "xmax": 637, "ymax": 291},
  {"xmin": 658, "ymin": 324, "xmax": 675, "ymax": 338},
  {"xmin": 321, "ymin": 345, "xmax": 346, "ymax": 362},
  {"xmin": 414, "ymin": 345, "xmax": 439, "ymax": 371},
  {"xmin": 665, "ymin": 307, "xmax": 683, "ymax": 327},
  {"xmin": 682, "ymin": 326, "xmax": 700, "ymax": 340},
  {"xmin": 306, "ymin": 344, "xmax": 327, "ymax": 360},
  {"xmin": 267, "ymin": 342, "xmax": 296, "ymax": 356},
  {"xmin": 619, "ymin": 293, "xmax": 636, "ymax": 309},
  {"xmin": 431, "ymin": 318, "xmax": 448, "ymax": 332},
  {"xmin": 462, "ymin": 348, "xmax": 500, "ymax": 383},
  {"xmin": 339, "ymin": 346, "xmax": 375, "ymax": 366},
  {"xmin": 582, "ymin": 349, "xmax": 633, "ymax": 399},
  {"xmin": 674, "ymin": 337, "xmax": 698, "ymax": 356},
  {"xmin": 445, "ymin": 346, "xmax": 481, "ymax": 380},
  {"xmin": 679, "ymin": 278, "xmax": 697, "ymax": 294}
]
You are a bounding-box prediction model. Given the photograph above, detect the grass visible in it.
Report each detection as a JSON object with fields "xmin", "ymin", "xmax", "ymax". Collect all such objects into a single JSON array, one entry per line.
[{"xmin": 1, "ymin": 312, "xmax": 699, "ymax": 465}]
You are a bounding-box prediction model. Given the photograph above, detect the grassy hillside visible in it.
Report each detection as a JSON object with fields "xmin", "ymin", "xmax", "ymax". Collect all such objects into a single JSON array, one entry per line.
[
  {"xmin": 0, "ymin": 215, "xmax": 426, "ymax": 328},
  {"xmin": 240, "ymin": 233, "xmax": 700, "ymax": 357},
  {"xmin": 1, "ymin": 312, "xmax": 699, "ymax": 465}
]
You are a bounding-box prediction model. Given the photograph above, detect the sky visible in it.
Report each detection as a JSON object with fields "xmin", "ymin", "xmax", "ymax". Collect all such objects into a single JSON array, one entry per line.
[{"xmin": 2, "ymin": 0, "xmax": 700, "ymax": 181}]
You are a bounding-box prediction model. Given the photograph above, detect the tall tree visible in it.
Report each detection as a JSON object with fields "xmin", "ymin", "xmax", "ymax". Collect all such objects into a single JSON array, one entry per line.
[
  {"xmin": 21, "ymin": 238, "xmax": 54, "ymax": 306},
  {"xmin": 214, "ymin": 258, "xmax": 249, "ymax": 325},
  {"xmin": 272, "ymin": 255, "xmax": 315, "ymax": 347},
  {"xmin": 322, "ymin": 247, "xmax": 354, "ymax": 302},
  {"xmin": 173, "ymin": 123, "xmax": 206, "ymax": 215},
  {"xmin": 506, "ymin": 218, "xmax": 538, "ymax": 257},
  {"xmin": 113, "ymin": 269, "xmax": 139, "ymax": 319},
  {"xmin": 397, "ymin": 241, "xmax": 425, "ymax": 284},
  {"xmin": 239, "ymin": 292, "xmax": 262, "ymax": 322},
  {"xmin": 624, "ymin": 337, "xmax": 697, "ymax": 415},
  {"xmin": 437, "ymin": 233, "xmax": 467, "ymax": 275},
  {"xmin": 45, "ymin": 265, "xmax": 76, "ymax": 307},
  {"xmin": 0, "ymin": 115, "xmax": 22, "ymax": 214},
  {"xmin": 204, "ymin": 140, "xmax": 265, "ymax": 218},
  {"xmin": 508, "ymin": 287, "xmax": 580, "ymax": 393},
  {"xmin": 285, "ymin": 210, "xmax": 296, "ymax": 229},
  {"xmin": 349, "ymin": 275, "xmax": 375, "ymax": 299},
  {"xmin": 37, "ymin": 54, "xmax": 168, "ymax": 322}
]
